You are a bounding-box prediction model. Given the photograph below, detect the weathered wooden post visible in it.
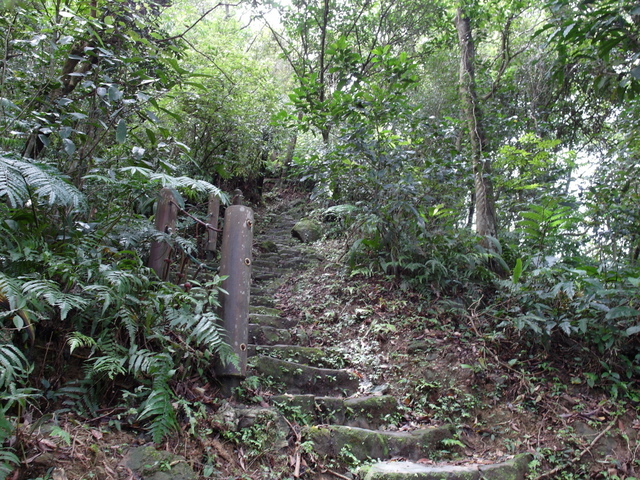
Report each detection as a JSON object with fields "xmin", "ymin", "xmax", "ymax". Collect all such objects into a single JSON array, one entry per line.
[
  {"xmin": 149, "ymin": 188, "xmax": 178, "ymax": 281},
  {"xmin": 206, "ymin": 192, "xmax": 220, "ymax": 260},
  {"xmin": 216, "ymin": 194, "xmax": 253, "ymax": 395}
]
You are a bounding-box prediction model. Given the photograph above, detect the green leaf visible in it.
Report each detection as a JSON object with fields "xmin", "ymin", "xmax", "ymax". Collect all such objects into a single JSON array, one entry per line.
[
  {"xmin": 145, "ymin": 128, "xmax": 157, "ymax": 145},
  {"xmin": 63, "ymin": 138, "xmax": 76, "ymax": 156},
  {"xmin": 512, "ymin": 258, "xmax": 523, "ymax": 284},
  {"xmin": 563, "ymin": 23, "xmax": 576, "ymax": 38},
  {"xmin": 605, "ymin": 306, "xmax": 640, "ymax": 320},
  {"xmin": 626, "ymin": 325, "xmax": 640, "ymax": 336},
  {"xmin": 116, "ymin": 119, "xmax": 127, "ymax": 144}
]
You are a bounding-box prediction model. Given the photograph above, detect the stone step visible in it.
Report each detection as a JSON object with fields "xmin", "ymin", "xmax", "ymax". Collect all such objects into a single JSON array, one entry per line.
[
  {"xmin": 279, "ymin": 258, "xmax": 309, "ymax": 268},
  {"xmin": 251, "ymin": 287, "xmax": 270, "ymax": 296},
  {"xmin": 305, "ymin": 424, "xmax": 454, "ymax": 462},
  {"xmin": 250, "ymin": 296, "xmax": 276, "ymax": 307},
  {"xmin": 359, "ymin": 454, "xmax": 531, "ymax": 480},
  {"xmin": 249, "ymin": 313, "xmax": 297, "ymax": 329},
  {"xmin": 249, "ymin": 305, "xmax": 282, "ymax": 316},
  {"xmin": 252, "ymin": 345, "xmax": 342, "ymax": 368},
  {"xmin": 271, "ymin": 394, "xmax": 402, "ymax": 429},
  {"xmin": 252, "ymin": 260, "xmax": 278, "ymax": 269},
  {"xmin": 253, "ymin": 272, "xmax": 279, "ymax": 282},
  {"xmin": 273, "ymin": 247, "xmax": 302, "ymax": 256},
  {"xmin": 251, "ymin": 356, "xmax": 359, "ymax": 396},
  {"xmin": 249, "ymin": 324, "xmax": 299, "ymax": 346}
]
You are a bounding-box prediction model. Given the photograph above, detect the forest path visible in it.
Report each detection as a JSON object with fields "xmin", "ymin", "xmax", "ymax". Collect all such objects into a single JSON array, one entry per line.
[{"xmin": 245, "ymin": 195, "xmax": 531, "ymax": 480}]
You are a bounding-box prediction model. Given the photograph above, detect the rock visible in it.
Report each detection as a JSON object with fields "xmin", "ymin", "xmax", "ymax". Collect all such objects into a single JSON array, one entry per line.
[
  {"xmin": 121, "ymin": 446, "xmax": 197, "ymax": 480},
  {"xmin": 291, "ymin": 218, "xmax": 322, "ymax": 243},
  {"xmin": 209, "ymin": 402, "xmax": 239, "ymax": 431},
  {"xmin": 249, "ymin": 312, "xmax": 297, "ymax": 328}
]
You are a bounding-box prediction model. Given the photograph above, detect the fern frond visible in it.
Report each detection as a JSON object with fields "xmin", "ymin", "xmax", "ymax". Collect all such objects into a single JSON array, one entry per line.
[
  {"xmin": 66, "ymin": 332, "xmax": 97, "ymax": 355},
  {"xmin": 53, "ymin": 381, "xmax": 98, "ymax": 415},
  {"xmin": 135, "ymin": 353, "xmax": 178, "ymax": 442},
  {"xmin": 91, "ymin": 355, "xmax": 127, "ymax": 380},
  {"xmin": 0, "ymin": 274, "xmax": 23, "ymax": 307},
  {"xmin": 99, "ymin": 267, "xmax": 143, "ymax": 293},
  {"xmin": 116, "ymin": 307, "xmax": 139, "ymax": 346},
  {"xmin": 119, "ymin": 166, "xmax": 228, "ymax": 202},
  {"xmin": 0, "ymin": 154, "xmax": 84, "ymax": 208},
  {"xmin": 20, "ymin": 279, "xmax": 88, "ymax": 320},
  {"xmin": 188, "ymin": 312, "xmax": 225, "ymax": 347},
  {"xmin": 0, "ymin": 344, "xmax": 31, "ymax": 389},
  {"xmin": 128, "ymin": 348, "xmax": 158, "ymax": 375},
  {"xmin": 0, "ymin": 448, "xmax": 20, "ymax": 480},
  {"xmin": 90, "ymin": 340, "xmax": 128, "ymax": 380},
  {"xmin": 137, "ymin": 384, "xmax": 178, "ymax": 443}
]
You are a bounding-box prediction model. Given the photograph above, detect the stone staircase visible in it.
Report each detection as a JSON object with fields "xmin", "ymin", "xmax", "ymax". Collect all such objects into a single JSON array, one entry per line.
[{"xmin": 244, "ymin": 206, "xmax": 530, "ymax": 480}]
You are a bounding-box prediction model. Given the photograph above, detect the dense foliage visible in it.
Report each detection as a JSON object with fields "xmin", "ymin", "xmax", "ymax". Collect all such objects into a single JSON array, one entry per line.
[{"xmin": 1, "ymin": 0, "xmax": 639, "ymax": 476}]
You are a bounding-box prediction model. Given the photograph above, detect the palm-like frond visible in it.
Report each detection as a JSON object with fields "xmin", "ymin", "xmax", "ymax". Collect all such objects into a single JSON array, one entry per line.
[
  {"xmin": 120, "ymin": 166, "xmax": 228, "ymax": 202},
  {"xmin": 21, "ymin": 279, "xmax": 88, "ymax": 320},
  {"xmin": 0, "ymin": 344, "xmax": 31, "ymax": 390},
  {"xmin": 137, "ymin": 383, "xmax": 178, "ymax": 443},
  {"xmin": 0, "ymin": 413, "xmax": 19, "ymax": 480},
  {"xmin": 166, "ymin": 308, "xmax": 238, "ymax": 367},
  {"xmin": 0, "ymin": 154, "xmax": 84, "ymax": 208},
  {"xmin": 130, "ymin": 349, "xmax": 178, "ymax": 442}
]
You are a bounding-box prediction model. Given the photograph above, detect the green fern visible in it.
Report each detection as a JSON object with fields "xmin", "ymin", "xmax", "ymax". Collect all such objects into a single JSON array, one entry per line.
[
  {"xmin": 20, "ymin": 278, "xmax": 88, "ymax": 321},
  {"xmin": 90, "ymin": 339, "xmax": 128, "ymax": 380},
  {"xmin": 0, "ymin": 154, "xmax": 84, "ymax": 208},
  {"xmin": 137, "ymin": 383, "xmax": 178, "ymax": 443},
  {"xmin": 0, "ymin": 344, "xmax": 31, "ymax": 390},
  {"xmin": 0, "ymin": 413, "xmax": 19, "ymax": 480},
  {"xmin": 166, "ymin": 307, "xmax": 237, "ymax": 367},
  {"xmin": 66, "ymin": 332, "xmax": 97, "ymax": 355},
  {"xmin": 133, "ymin": 351, "xmax": 178, "ymax": 442},
  {"xmin": 119, "ymin": 166, "xmax": 228, "ymax": 201}
]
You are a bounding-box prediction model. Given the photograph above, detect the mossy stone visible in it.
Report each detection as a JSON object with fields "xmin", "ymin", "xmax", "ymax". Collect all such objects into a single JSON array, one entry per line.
[
  {"xmin": 305, "ymin": 424, "xmax": 454, "ymax": 462},
  {"xmin": 121, "ymin": 446, "xmax": 196, "ymax": 480},
  {"xmin": 291, "ymin": 218, "xmax": 322, "ymax": 243}
]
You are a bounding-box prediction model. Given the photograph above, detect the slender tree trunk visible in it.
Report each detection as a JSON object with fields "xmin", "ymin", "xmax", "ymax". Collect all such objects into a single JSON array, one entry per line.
[
  {"xmin": 455, "ymin": 8, "xmax": 500, "ymax": 254},
  {"xmin": 319, "ymin": 0, "xmax": 331, "ymax": 143}
]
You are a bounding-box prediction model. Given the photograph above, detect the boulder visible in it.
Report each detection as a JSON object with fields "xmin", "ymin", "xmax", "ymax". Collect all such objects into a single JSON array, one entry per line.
[{"xmin": 291, "ymin": 218, "xmax": 322, "ymax": 243}]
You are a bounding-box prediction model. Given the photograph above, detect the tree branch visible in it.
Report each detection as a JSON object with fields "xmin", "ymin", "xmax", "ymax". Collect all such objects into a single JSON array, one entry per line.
[{"xmin": 157, "ymin": 3, "xmax": 241, "ymax": 43}]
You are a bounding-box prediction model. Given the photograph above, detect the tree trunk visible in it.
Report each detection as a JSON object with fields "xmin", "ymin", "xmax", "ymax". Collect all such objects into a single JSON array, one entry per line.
[{"xmin": 455, "ymin": 8, "xmax": 500, "ymax": 253}]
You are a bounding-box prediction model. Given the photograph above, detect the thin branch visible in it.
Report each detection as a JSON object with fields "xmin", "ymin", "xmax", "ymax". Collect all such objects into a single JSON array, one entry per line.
[
  {"xmin": 157, "ymin": 3, "xmax": 242, "ymax": 43},
  {"xmin": 181, "ymin": 37, "xmax": 235, "ymax": 85},
  {"xmin": 169, "ymin": 201, "xmax": 223, "ymax": 232},
  {"xmin": 262, "ymin": 19, "xmax": 303, "ymax": 78}
]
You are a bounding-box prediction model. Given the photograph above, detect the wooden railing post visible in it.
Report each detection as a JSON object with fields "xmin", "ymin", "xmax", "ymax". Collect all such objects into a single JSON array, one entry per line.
[
  {"xmin": 149, "ymin": 188, "xmax": 178, "ymax": 281},
  {"xmin": 215, "ymin": 194, "xmax": 253, "ymax": 395}
]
